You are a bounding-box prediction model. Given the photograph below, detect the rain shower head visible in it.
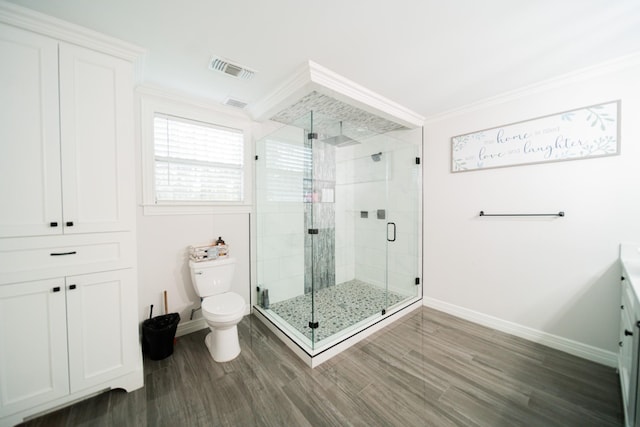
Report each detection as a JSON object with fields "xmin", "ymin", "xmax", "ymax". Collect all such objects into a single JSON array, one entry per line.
[
  {"xmin": 323, "ymin": 134, "xmax": 359, "ymax": 147},
  {"xmin": 371, "ymin": 152, "xmax": 382, "ymax": 162},
  {"xmin": 322, "ymin": 121, "xmax": 360, "ymax": 147}
]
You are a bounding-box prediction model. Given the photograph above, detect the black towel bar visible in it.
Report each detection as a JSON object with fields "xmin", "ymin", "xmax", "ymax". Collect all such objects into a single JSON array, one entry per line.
[{"xmin": 479, "ymin": 211, "xmax": 564, "ymax": 217}]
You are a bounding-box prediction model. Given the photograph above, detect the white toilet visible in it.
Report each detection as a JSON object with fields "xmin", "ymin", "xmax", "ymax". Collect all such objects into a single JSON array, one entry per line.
[{"xmin": 189, "ymin": 257, "xmax": 245, "ymax": 362}]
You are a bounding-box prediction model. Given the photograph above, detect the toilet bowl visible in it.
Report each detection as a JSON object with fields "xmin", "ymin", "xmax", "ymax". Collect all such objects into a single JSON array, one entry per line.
[
  {"xmin": 189, "ymin": 257, "xmax": 245, "ymax": 362},
  {"xmin": 201, "ymin": 292, "xmax": 245, "ymax": 362}
]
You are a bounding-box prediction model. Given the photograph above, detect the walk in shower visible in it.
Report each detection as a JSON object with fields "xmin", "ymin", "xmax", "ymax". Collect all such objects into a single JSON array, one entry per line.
[{"xmin": 253, "ymin": 103, "xmax": 422, "ymax": 365}]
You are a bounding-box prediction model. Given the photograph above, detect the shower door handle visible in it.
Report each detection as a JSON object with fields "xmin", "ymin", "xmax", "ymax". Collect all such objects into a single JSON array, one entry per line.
[{"xmin": 387, "ymin": 222, "xmax": 396, "ymax": 242}]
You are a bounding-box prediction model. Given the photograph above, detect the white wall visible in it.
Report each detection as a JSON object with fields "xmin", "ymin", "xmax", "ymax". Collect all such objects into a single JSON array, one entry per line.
[
  {"xmin": 423, "ymin": 55, "xmax": 640, "ymax": 365},
  {"xmin": 136, "ymin": 212, "xmax": 251, "ymax": 322}
]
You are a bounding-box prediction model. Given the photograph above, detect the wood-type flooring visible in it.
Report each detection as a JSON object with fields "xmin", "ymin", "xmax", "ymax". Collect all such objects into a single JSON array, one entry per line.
[{"xmin": 19, "ymin": 306, "xmax": 623, "ymax": 426}]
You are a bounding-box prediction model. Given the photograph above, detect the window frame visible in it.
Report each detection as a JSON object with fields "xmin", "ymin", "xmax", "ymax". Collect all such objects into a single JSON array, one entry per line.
[{"xmin": 139, "ymin": 89, "xmax": 253, "ymax": 215}]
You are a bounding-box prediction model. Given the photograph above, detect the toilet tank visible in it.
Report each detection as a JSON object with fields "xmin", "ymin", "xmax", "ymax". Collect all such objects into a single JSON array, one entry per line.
[{"xmin": 189, "ymin": 257, "xmax": 236, "ymax": 297}]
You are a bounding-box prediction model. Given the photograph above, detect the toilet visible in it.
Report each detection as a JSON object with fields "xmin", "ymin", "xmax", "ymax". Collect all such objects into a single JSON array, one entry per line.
[{"xmin": 189, "ymin": 257, "xmax": 245, "ymax": 362}]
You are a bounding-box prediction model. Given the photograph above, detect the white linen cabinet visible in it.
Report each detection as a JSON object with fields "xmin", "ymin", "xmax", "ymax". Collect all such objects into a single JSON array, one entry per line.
[
  {"xmin": 0, "ymin": 3, "xmax": 143, "ymax": 426},
  {"xmin": 0, "ymin": 23, "xmax": 134, "ymax": 238}
]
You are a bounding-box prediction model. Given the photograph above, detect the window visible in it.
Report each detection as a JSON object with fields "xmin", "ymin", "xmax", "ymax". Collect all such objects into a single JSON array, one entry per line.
[
  {"xmin": 153, "ymin": 114, "xmax": 244, "ymax": 202},
  {"xmin": 140, "ymin": 90, "xmax": 252, "ymax": 215}
]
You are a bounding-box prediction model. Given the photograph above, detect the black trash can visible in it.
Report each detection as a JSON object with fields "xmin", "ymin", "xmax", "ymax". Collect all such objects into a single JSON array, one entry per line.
[{"xmin": 142, "ymin": 313, "xmax": 180, "ymax": 360}]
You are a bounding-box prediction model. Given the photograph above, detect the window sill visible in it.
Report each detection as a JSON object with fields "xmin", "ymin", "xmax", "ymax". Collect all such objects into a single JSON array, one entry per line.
[{"xmin": 141, "ymin": 203, "xmax": 253, "ymax": 216}]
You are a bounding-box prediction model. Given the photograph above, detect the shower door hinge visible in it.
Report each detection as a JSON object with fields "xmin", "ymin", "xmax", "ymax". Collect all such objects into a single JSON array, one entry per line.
[
  {"xmin": 308, "ymin": 321, "xmax": 319, "ymax": 329},
  {"xmin": 308, "ymin": 228, "xmax": 319, "ymax": 235},
  {"xmin": 415, "ymin": 157, "xmax": 421, "ymax": 165},
  {"xmin": 415, "ymin": 277, "xmax": 420, "ymax": 285},
  {"xmin": 308, "ymin": 132, "xmax": 318, "ymax": 140}
]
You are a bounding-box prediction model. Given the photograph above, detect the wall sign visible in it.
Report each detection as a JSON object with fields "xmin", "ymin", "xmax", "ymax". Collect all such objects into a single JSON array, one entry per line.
[{"xmin": 451, "ymin": 100, "xmax": 620, "ymax": 172}]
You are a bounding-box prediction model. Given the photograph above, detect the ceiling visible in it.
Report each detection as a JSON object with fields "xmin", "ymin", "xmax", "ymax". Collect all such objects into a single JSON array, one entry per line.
[{"xmin": 7, "ymin": 0, "xmax": 640, "ymax": 119}]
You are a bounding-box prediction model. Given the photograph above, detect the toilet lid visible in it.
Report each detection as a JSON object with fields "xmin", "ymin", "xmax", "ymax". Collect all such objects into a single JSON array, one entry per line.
[{"xmin": 202, "ymin": 292, "xmax": 244, "ymax": 316}]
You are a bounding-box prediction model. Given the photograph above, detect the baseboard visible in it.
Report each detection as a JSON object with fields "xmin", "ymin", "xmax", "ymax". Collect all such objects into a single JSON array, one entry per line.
[
  {"xmin": 423, "ymin": 297, "xmax": 617, "ymax": 367},
  {"xmin": 176, "ymin": 318, "xmax": 207, "ymax": 337}
]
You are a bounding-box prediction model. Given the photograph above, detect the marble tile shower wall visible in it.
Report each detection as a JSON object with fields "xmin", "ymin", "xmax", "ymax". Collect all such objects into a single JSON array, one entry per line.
[{"xmin": 303, "ymin": 139, "xmax": 336, "ymax": 294}]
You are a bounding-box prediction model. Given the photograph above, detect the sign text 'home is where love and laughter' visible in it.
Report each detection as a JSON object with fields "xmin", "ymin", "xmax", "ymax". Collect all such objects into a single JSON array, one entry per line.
[{"xmin": 451, "ymin": 100, "xmax": 620, "ymax": 172}]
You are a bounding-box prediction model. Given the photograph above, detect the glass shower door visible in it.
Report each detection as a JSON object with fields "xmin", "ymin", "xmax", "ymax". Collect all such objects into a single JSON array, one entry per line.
[
  {"xmin": 349, "ymin": 148, "xmax": 391, "ymax": 314},
  {"xmin": 382, "ymin": 137, "xmax": 421, "ymax": 309}
]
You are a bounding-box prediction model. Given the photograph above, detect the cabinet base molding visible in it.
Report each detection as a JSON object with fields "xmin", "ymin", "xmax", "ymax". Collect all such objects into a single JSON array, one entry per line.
[
  {"xmin": 423, "ymin": 297, "xmax": 617, "ymax": 367},
  {"xmin": 2, "ymin": 369, "xmax": 143, "ymax": 427}
]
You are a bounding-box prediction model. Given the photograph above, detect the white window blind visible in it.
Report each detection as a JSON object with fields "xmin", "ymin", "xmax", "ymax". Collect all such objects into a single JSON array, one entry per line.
[
  {"xmin": 154, "ymin": 114, "xmax": 244, "ymax": 202},
  {"xmin": 265, "ymin": 139, "xmax": 311, "ymax": 202}
]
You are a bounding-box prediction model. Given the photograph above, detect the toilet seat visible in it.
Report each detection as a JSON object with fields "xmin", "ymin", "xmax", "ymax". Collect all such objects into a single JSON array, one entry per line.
[{"xmin": 202, "ymin": 292, "xmax": 244, "ymax": 323}]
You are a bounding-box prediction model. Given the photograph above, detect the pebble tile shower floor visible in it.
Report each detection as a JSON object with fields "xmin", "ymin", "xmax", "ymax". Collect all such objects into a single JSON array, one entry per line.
[{"xmin": 268, "ymin": 279, "xmax": 407, "ymax": 342}]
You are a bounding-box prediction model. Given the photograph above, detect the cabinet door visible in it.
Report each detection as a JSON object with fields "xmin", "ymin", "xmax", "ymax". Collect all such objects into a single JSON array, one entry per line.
[
  {"xmin": 0, "ymin": 279, "xmax": 69, "ymax": 417},
  {"xmin": 58, "ymin": 43, "xmax": 135, "ymax": 234},
  {"xmin": 620, "ymin": 276, "xmax": 640, "ymax": 426},
  {"xmin": 620, "ymin": 301, "xmax": 634, "ymax": 414},
  {"xmin": 66, "ymin": 269, "xmax": 139, "ymax": 392},
  {"xmin": 0, "ymin": 24, "xmax": 62, "ymax": 238}
]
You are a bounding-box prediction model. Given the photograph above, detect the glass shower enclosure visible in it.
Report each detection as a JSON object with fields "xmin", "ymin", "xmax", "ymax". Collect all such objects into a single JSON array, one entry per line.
[{"xmin": 254, "ymin": 110, "xmax": 421, "ymax": 359}]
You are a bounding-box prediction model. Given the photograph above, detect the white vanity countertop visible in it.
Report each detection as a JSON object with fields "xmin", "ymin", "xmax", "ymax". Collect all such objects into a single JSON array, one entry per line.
[{"xmin": 621, "ymin": 243, "xmax": 640, "ymax": 294}]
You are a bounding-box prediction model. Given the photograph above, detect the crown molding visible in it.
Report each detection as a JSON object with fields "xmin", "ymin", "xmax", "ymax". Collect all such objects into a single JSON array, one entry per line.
[
  {"xmin": 247, "ymin": 61, "xmax": 313, "ymax": 122},
  {"xmin": 306, "ymin": 60, "xmax": 425, "ymax": 128},
  {"xmin": 0, "ymin": 0, "xmax": 145, "ymax": 61},
  {"xmin": 424, "ymin": 51, "xmax": 640, "ymax": 124},
  {"xmin": 249, "ymin": 60, "xmax": 424, "ymax": 129}
]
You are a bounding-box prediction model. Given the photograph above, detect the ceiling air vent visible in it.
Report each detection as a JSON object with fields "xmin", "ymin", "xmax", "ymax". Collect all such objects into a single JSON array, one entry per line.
[
  {"xmin": 223, "ymin": 97, "xmax": 248, "ymax": 109},
  {"xmin": 209, "ymin": 56, "xmax": 256, "ymax": 80}
]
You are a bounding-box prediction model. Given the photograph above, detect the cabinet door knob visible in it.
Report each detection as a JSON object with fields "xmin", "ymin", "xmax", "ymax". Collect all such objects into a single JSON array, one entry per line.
[
  {"xmin": 622, "ymin": 305, "xmax": 625, "ymax": 310},
  {"xmin": 66, "ymin": 221, "xmax": 74, "ymax": 227},
  {"xmin": 620, "ymin": 341, "xmax": 624, "ymax": 347},
  {"xmin": 50, "ymin": 222, "xmax": 58, "ymax": 227},
  {"xmin": 622, "ymin": 276, "xmax": 626, "ymax": 281},
  {"xmin": 625, "ymin": 329, "xmax": 633, "ymax": 336},
  {"xmin": 52, "ymin": 286, "xmax": 61, "ymax": 293},
  {"xmin": 69, "ymin": 284, "xmax": 77, "ymax": 290}
]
